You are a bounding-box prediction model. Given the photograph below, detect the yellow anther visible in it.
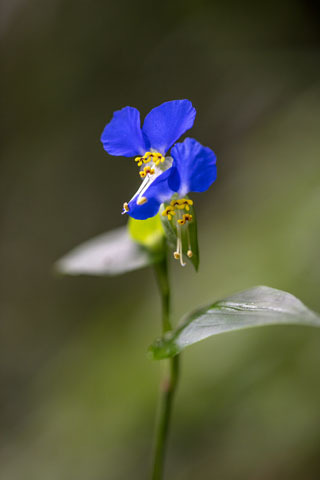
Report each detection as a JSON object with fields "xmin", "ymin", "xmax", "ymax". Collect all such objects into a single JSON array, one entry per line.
[
  {"xmin": 171, "ymin": 199, "xmax": 185, "ymax": 209},
  {"xmin": 170, "ymin": 198, "xmax": 193, "ymax": 211},
  {"xmin": 135, "ymin": 157, "xmax": 143, "ymax": 167},
  {"xmin": 143, "ymin": 152, "xmax": 152, "ymax": 163},
  {"xmin": 123, "ymin": 202, "xmax": 129, "ymax": 212},
  {"xmin": 173, "ymin": 251, "xmax": 180, "ymax": 260},
  {"xmin": 184, "ymin": 199, "xmax": 193, "ymax": 211},
  {"xmin": 178, "ymin": 213, "xmax": 193, "ymax": 225},
  {"xmin": 177, "ymin": 203, "xmax": 186, "ymax": 210},
  {"xmin": 187, "ymin": 250, "xmax": 193, "ymax": 258},
  {"xmin": 137, "ymin": 196, "xmax": 147, "ymax": 205},
  {"xmin": 139, "ymin": 166, "xmax": 155, "ymax": 178},
  {"xmin": 154, "ymin": 153, "xmax": 165, "ymax": 166},
  {"xmin": 162, "ymin": 205, "xmax": 176, "ymax": 221},
  {"xmin": 183, "ymin": 214, "xmax": 193, "ymax": 222},
  {"xmin": 170, "ymin": 199, "xmax": 182, "ymax": 209}
]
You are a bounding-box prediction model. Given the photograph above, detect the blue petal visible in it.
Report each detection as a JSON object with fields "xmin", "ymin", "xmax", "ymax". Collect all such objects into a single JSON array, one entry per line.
[
  {"xmin": 142, "ymin": 100, "xmax": 196, "ymax": 155},
  {"xmin": 127, "ymin": 169, "xmax": 174, "ymax": 220},
  {"xmin": 127, "ymin": 197, "xmax": 161, "ymax": 220},
  {"xmin": 101, "ymin": 107, "xmax": 149, "ymax": 157},
  {"xmin": 169, "ymin": 138, "xmax": 217, "ymax": 196}
]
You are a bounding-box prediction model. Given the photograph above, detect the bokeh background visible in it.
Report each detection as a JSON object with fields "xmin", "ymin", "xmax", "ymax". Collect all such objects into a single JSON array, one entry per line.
[{"xmin": 1, "ymin": 0, "xmax": 320, "ymax": 479}]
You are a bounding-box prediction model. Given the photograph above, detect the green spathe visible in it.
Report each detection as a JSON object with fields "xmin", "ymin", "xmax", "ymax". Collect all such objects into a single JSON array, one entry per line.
[
  {"xmin": 128, "ymin": 214, "xmax": 164, "ymax": 249},
  {"xmin": 160, "ymin": 196, "xmax": 199, "ymax": 271}
]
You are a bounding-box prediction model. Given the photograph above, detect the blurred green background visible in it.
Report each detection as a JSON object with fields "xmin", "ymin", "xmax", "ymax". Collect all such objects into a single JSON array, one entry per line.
[{"xmin": 1, "ymin": 0, "xmax": 320, "ymax": 479}]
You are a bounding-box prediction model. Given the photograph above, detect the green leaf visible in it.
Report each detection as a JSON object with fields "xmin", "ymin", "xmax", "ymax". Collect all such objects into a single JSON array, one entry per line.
[
  {"xmin": 160, "ymin": 197, "xmax": 199, "ymax": 270},
  {"xmin": 128, "ymin": 214, "xmax": 164, "ymax": 250},
  {"xmin": 55, "ymin": 226, "xmax": 163, "ymax": 277},
  {"xmin": 150, "ymin": 286, "xmax": 320, "ymax": 359}
]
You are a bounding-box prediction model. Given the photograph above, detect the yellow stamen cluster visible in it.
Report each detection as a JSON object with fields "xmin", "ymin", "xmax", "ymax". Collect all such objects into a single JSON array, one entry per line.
[
  {"xmin": 162, "ymin": 198, "xmax": 194, "ymax": 220},
  {"xmin": 178, "ymin": 213, "xmax": 193, "ymax": 225},
  {"xmin": 139, "ymin": 165, "xmax": 155, "ymax": 178},
  {"xmin": 170, "ymin": 198, "xmax": 193, "ymax": 211},
  {"xmin": 135, "ymin": 151, "xmax": 165, "ymax": 167}
]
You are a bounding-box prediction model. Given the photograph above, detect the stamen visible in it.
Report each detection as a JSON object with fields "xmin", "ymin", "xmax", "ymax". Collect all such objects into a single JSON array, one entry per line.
[
  {"xmin": 170, "ymin": 198, "xmax": 193, "ymax": 211},
  {"xmin": 126, "ymin": 172, "xmax": 155, "ymax": 211},
  {"xmin": 186, "ymin": 220, "xmax": 193, "ymax": 258},
  {"xmin": 178, "ymin": 213, "xmax": 193, "ymax": 225},
  {"xmin": 154, "ymin": 153, "xmax": 165, "ymax": 166},
  {"xmin": 139, "ymin": 166, "xmax": 155, "ymax": 178},
  {"xmin": 142, "ymin": 152, "xmax": 153, "ymax": 164},
  {"xmin": 179, "ymin": 244, "xmax": 186, "ymax": 267},
  {"xmin": 174, "ymin": 213, "xmax": 182, "ymax": 262},
  {"xmin": 175, "ymin": 212, "xmax": 186, "ymax": 266},
  {"xmin": 137, "ymin": 196, "xmax": 147, "ymax": 205},
  {"xmin": 171, "ymin": 199, "xmax": 184, "ymax": 210},
  {"xmin": 162, "ymin": 205, "xmax": 176, "ymax": 221},
  {"xmin": 184, "ymin": 199, "xmax": 193, "ymax": 211}
]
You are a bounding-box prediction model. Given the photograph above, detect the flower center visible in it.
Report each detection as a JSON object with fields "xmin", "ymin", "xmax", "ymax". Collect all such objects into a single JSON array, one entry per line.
[
  {"xmin": 135, "ymin": 151, "xmax": 165, "ymax": 168},
  {"xmin": 122, "ymin": 154, "xmax": 172, "ymax": 214}
]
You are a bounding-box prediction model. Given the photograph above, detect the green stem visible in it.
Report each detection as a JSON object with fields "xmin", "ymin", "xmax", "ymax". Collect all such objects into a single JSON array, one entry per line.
[
  {"xmin": 154, "ymin": 255, "xmax": 171, "ymax": 333},
  {"xmin": 151, "ymin": 355, "xmax": 180, "ymax": 480},
  {"xmin": 152, "ymin": 256, "xmax": 181, "ymax": 480}
]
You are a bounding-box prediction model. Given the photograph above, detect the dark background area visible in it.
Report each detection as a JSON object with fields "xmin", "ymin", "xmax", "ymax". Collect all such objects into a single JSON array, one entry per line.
[{"xmin": 1, "ymin": 1, "xmax": 320, "ymax": 479}]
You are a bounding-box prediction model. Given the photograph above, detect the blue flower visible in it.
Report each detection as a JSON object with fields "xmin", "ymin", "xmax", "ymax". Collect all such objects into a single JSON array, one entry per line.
[
  {"xmin": 127, "ymin": 138, "xmax": 217, "ymax": 220},
  {"xmin": 100, "ymin": 101, "xmax": 216, "ymax": 265},
  {"xmin": 126, "ymin": 137, "xmax": 217, "ymax": 265},
  {"xmin": 101, "ymin": 100, "xmax": 196, "ymax": 215}
]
